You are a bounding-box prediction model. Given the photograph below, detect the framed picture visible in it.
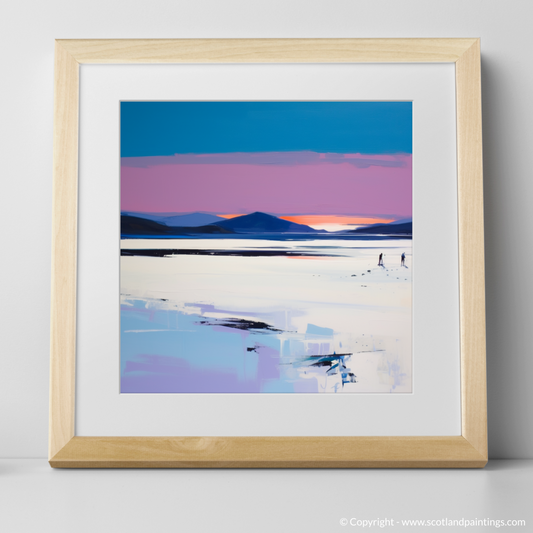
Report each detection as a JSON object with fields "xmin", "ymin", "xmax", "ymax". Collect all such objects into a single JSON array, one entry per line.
[{"xmin": 50, "ymin": 39, "xmax": 486, "ymax": 467}]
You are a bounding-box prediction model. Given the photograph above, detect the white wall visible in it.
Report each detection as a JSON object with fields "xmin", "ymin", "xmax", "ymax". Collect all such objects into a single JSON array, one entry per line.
[{"xmin": 1, "ymin": 0, "xmax": 531, "ymax": 458}]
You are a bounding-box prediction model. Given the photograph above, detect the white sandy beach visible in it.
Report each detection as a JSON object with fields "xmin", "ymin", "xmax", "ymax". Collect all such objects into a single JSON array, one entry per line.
[{"xmin": 120, "ymin": 238, "xmax": 412, "ymax": 393}]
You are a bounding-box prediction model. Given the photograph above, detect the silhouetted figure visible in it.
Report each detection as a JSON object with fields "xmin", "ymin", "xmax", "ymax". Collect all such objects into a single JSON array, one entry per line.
[
  {"xmin": 401, "ymin": 252, "xmax": 406, "ymax": 267},
  {"xmin": 378, "ymin": 253, "xmax": 384, "ymax": 267}
]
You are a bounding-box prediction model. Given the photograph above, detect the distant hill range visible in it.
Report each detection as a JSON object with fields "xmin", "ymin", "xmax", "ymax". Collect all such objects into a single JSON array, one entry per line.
[
  {"xmin": 121, "ymin": 211, "xmax": 411, "ymax": 238},
  {"xmin": 121, "ymin": 215, "xmax": 233, "ymax": 236},
  {"xmin": 349, "ymin": 220, "xmax": 412, "ymax": 235},
  {"xmin": 121, "ymin": 211, "xmax": 318, "ymax": 237},
  {"xmin": 121, "ymin": 211, "xmax": 224, "ymax": 227}
]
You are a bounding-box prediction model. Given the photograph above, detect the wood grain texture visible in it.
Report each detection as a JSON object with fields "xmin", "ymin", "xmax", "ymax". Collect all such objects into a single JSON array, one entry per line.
[
  {"xmin": 49, "ymin": 38, "xmax": 487, "ymax": 468},
  {"xmin": 49, "ymin": 42, "xmax": 79, "ymax": 460},
  {"xmin": 456, "ymin": 40, "xmax": 488, "ymax": 459},
  {"xmin": 57, "ymin": 38, "xmax": 477, "ymax": 64},
  {"xmin": 50, "ymin": 436, "xmax": 486, "ymax": 468}
]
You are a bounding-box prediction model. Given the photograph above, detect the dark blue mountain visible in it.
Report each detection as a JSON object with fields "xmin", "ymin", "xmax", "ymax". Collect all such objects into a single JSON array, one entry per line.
[
  {"xmin": 389, "ymin": 217, "xmax": 412, "ymax": 225},
  {"xmin": 121, "ymin": 215, "xmax": 234, "ymax": 237},
  {"xmin": 214, "ymin": 212, "xmax": 318, "ymax": 233},
  {"xmin": 360, "ymin": 217, "xmax": 412, "ymax": 230},
  {"xmin": 349, "ymin": 221, "xmax": 412, "ymax": 235}
]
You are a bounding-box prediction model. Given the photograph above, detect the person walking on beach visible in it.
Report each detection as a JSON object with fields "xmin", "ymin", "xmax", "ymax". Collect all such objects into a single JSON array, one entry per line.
[
  {"xmin": 378, "ymin": 252, "xmax": 384, "ymax": 267},
  {"xmin": 401, "ymin": 252, "xmax": 406, "ymax": 267}
]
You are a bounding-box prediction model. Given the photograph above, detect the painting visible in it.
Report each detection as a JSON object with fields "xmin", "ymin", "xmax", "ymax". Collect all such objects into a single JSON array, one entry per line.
[{"xmin": 120, "ymin": 102, "xmax": 412, "ymax": 394}]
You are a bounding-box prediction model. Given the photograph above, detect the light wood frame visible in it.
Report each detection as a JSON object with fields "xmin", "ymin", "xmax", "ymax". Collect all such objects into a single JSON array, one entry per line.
[{"xmin": 50, "ymin": 38, "xmax": 486, "ymax": 468}]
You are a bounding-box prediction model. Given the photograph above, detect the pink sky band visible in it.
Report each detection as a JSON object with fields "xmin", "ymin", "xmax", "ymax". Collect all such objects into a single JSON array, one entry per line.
[{"xmin": 121, "ymin": 152, "xmax": 412, "ymax": 217}]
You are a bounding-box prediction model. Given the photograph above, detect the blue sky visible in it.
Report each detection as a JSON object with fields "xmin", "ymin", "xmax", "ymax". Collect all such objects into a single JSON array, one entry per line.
[{"xmin": 120, "ymin": 101, "xmax": 412, "ymax": 157}]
